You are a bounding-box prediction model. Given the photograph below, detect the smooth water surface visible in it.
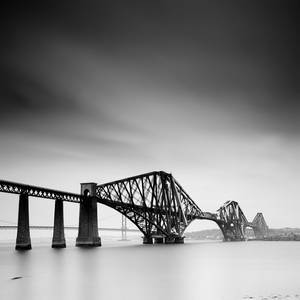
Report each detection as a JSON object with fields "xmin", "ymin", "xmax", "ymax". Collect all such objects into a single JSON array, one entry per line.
[{"xmin": 0, "ymin": 238, "xmax": 300, "ymax": 300}]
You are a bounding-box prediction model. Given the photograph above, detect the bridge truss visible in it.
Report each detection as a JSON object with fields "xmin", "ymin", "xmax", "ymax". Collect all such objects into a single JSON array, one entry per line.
[
  {"xmin": 216, "ymin": 201, "xmax": 269, "ymax": 241},
  {"xmin": 96, "ymin": 171, "xmax": 202, "ymax": 241},
  {"xmin": 96, "ymin": 171, "xmax": 268, "ymax": 241},
  {"xmin": 0, "ymin": 180, "xmax": 81, "ymax": 203}
]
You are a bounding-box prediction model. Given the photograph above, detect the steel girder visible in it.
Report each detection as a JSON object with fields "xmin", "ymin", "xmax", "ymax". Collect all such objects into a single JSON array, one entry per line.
[
  {"xmin": 0, "ymin": 180, "xmax": 81, "ymax": 203},
  {"xmin": 96, "ymin": 171, "xmax": 203, "ymax": 239}
]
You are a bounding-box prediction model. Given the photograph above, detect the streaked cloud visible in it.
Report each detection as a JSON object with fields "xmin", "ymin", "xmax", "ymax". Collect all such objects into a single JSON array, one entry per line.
[{"xmin": 0, "ymin": 0, "xmax": 298, "ymax": 228}]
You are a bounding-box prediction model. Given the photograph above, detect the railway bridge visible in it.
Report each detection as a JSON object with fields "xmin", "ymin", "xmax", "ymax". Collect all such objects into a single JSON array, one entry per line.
[{"xmin": 0, "ymin": 171, "xmax": 268, "ymax": 250}]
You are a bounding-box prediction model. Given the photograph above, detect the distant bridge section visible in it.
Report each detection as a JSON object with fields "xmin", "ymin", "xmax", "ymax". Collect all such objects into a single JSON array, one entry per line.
[
  {"xmin": 216, "ymin": 201, "xmax": 269, "ymax": 241},
  {"xmin": 248, "ymin": 212, "xmax": 269, "ymax": 238}
]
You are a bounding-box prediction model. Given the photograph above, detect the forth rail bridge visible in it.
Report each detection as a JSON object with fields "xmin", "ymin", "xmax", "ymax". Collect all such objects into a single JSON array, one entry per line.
[{"xmin": 0, "ymin": 171, "xmax": 269, "ymax": 250}]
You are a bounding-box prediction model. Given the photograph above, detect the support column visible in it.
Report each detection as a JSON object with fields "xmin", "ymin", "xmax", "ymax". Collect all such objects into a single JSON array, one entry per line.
[
  {"xmin": 143, "ymin": 236, "xmax": 153, "ymax": 244},
  {"xmin": 52, "ymin": 199, "xmax": 66, "ymax": 248},
  {"xmin": 76, "ymin": 183, "xmax": 101, "ymax": 247},
  {"xmin": 16, "ymin": 194, "xmax": 31, "ymax": 250}
]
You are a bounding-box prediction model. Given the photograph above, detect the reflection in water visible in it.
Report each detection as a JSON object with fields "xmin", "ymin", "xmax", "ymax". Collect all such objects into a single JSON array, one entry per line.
[{"xmin": 0, "ymin": 240, "xmax": 300, "ymax": 300}]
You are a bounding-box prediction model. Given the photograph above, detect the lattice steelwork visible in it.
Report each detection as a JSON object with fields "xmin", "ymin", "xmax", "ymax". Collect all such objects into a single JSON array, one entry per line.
[
  {"xmin": 0, "ymin": 180, "xmax": 81, "ymax": 203},
  {"xmin": 96, "ymin": 171, "xmax": 203, "ymax": 239},
  {"xmin": 217, "ymin": 200, "xmax": 249, "ymax": 241},
  {"xmin": 215, "ymin": 201, "xmax": 270, "ymax": 240}
]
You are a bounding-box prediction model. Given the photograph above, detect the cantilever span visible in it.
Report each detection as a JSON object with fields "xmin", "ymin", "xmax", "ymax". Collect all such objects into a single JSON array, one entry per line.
[
  {"xmin": 96, "ymin": 171, "xmax": 202, "ymax": 243},
  {"xmin": 96, "ymin": 171, "xmax": 268, "ymax": 243},
  {"xmin": 0, "ymin": 171, "xmax": 269, "ymax": 249},
  {"xmin": 210, "ymin": 200, "xmax": 269, "ymax": 241}
]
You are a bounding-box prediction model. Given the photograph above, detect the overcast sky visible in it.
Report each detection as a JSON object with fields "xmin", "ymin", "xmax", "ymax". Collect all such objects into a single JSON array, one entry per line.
[{"xmin": 0, "ymin": 1, "xmax": 299, "ymax": 231}]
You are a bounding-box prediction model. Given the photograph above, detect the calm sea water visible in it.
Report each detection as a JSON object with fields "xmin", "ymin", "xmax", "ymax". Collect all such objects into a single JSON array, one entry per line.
[{"xmin": 0, "ymin": 231, "xmax": 300, "ymax": 300}]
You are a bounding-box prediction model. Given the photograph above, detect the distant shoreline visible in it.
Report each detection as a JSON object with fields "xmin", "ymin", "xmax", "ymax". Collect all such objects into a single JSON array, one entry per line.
[{"xmin": 186, "ymin": 227, "xmax": 300, "ymax": 241}]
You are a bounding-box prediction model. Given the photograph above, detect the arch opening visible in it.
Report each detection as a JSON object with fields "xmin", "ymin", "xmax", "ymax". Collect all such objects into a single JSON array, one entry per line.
[
  {"xmin": 183, "ymin": 219, "xmax": 224, "ymax": 241},
  {"xmin": 95, "ymin": 199, "xmax": 170, "ymax": 238},
  {"xmin": 83, "ymin": 189, "xmax": 90, "ymax": 197}
]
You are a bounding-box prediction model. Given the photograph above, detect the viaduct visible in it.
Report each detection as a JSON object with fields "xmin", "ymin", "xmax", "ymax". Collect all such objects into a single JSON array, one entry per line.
[{"xmin": 0, "ymin": 171, "xmax": 269, "ymax": 250}]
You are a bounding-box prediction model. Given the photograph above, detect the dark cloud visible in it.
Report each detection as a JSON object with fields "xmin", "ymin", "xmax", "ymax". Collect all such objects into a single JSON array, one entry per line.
[
  {"xmin": 0, "ymin": 0, "xmax": 298, "ymax": 138},
  {"xmin": 0, "ymin": 68, "xmax": 79, "ymax": 117}
]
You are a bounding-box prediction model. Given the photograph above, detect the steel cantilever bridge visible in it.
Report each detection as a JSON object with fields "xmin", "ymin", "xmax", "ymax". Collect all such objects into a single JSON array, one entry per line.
[{"xmin": 0, "ymin": 170, "xmax": 269, "ymax": 249}]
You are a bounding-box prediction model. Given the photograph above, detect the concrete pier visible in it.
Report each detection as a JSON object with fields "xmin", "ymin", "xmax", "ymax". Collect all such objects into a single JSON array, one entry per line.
[
  {"xmin": 165, "ymin": 236, "xmax": 176, "ymax": 244},
  {"xmin": 143, "ymin": 236, "xmax": 153, "ymax": 244},
  {"xmin": 175, "ymin": 237, "xmax": 185, "ymax": 244},
  {"xmin": 76, "ymin": 183, "xmax": 101, "ymax": 247},
  {"xmin": 16, "ymin": 194, "xmax": 31, "ymax": 250},
  {"xmin": 52, "ymin": 199, "xmax": 66, "ymax": 248},
  {"xmin": 154, "ymin": 237, "xmax": 164, "ymax": 244}
]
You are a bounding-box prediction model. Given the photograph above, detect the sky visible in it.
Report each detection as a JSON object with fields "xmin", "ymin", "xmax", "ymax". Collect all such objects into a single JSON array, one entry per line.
[{"xmin": 0, "ymin": 1, "xmax": 299, "ymax": 231}]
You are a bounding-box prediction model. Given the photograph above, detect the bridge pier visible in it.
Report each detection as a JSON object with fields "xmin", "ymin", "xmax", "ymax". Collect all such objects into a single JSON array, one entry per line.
[
  {"xmin": 76, "ymin": 183, "xmax": 101, "ymax": 247},
  {"xmin": 154, "ymin": 237, "xmax": 164, "ymax": 244},
  {"xmin": 218, "ymin": 221, "xmax": 246, "ymax": 242},
  {"xmin": 175, "ymin": 236, "xmax": 185, "ymax": 244},
  {"xmin": 52, "ymin": 199, "xmax": 66, "ymax": 248},
  {"xmin": 16, "ymin": 194, "xmax": 31, "ymax": 250},
  {"xmin": 143, "ymin": 236, "xmax": 153, "ymax": 244},
  {"xmin": 165, "ymin": 236, "xmax": 176, "ymax": 244}
]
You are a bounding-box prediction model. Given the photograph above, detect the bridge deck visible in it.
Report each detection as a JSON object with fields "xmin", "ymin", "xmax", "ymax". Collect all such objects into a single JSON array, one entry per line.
[{"xmin": 0, "ymin": 180, "xmax": 81, "ymax": 203}]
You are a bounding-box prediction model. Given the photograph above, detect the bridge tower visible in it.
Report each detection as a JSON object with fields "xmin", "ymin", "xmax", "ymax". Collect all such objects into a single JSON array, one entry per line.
[{"xmin": 76, "ymin": 183, "xmax": 101, "ymax": 247}]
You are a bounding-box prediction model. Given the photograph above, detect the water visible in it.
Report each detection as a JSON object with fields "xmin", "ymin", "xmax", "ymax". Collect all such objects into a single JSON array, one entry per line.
[{"xmin": 0, "ymin": 235, "xmax": 300, "ymax": 300}]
